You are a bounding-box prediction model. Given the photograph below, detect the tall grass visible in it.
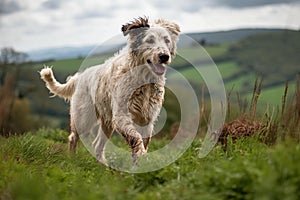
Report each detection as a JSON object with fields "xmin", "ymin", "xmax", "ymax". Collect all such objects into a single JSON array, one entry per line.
[{"xmin": 1, "ymin": 130, "xmax": 300, "ymax": 199}]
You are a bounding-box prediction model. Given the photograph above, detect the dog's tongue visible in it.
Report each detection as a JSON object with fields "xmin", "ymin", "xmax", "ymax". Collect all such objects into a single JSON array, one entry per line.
[{"xmin": 154, "ymin": 64, "xmax": 166, "ymax": 75}]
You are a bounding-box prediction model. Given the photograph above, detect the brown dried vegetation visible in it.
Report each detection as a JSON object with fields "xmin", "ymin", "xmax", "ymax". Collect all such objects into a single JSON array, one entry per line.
[{"xmin": 202, "ymin": 76, "xmax": 300, "ymax": 150}]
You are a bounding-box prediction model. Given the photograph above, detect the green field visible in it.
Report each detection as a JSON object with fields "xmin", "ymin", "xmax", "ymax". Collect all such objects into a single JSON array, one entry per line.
[
  {"xmin": 37, "ymin": 53, "xmax": 112, "ymax": 74},
  {"xmin": 1, "ymin": 129, "xmax": 300, "ymax": 199},
  {"xmin": 168, "ymin": 61, "xmax": 241, "ymax": 83},
  {"xmin": 216, "ymin": 61, "xmax": 241, "ymax": 78},
  {"xmin": 43, "ymin": 58, "xmax": 84, "ymax": 73},
  {"xmin": 168, "ymin": 60, "xmax": 290, "ymax": 106}
]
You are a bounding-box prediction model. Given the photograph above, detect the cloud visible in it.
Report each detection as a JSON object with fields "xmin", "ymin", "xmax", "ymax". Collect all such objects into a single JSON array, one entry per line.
[
  {"xmin": 76, "ymin": 10, "xmax": 112, "ymax": 19},
  {"xmin": 154, "ymin": 0, "xmax": 300, "ymax": 12},
  {"xmin": 41, "ymin": 0, "xmax": 64, "ymax": 10},
  {"xmin": 179, "ymin": 4, "xmax": 300, "ymax": 33},
  {"xmin": 0, "ymin": 0, "xmax": 299, "ymax": 52},
  {"xmin": 214, "ymin": 0, "xmax": 300, "ymax": 8},
  {"xmin": 0, "ymin": 0, "xmax": 23, "ymax": 15},
  {"xmin": 141, "ymin": 0, "xmax": 300, "ymax": 13},
  {"xmin": 74, "ymin": 6, "xmax": 114, "ymax": 20},
  {"xmin": 150, "ymin": 0, "xmax": 214, "ymax": 13}
]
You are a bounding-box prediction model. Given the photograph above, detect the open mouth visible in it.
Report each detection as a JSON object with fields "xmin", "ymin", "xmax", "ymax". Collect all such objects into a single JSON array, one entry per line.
[{"xmin": 147, "ymin": 60, "xmax": 166, "ymax": 75}]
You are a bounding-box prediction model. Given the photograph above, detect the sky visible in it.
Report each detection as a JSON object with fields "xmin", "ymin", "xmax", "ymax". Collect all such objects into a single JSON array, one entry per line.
[{"xmin": 0, "ymin": 0, "xmax": 299, "ymax": 52}]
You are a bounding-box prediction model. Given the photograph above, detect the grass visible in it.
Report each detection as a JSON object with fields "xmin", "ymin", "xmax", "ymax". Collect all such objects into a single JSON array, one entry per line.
[
  {"xmin": 1, "ymin": 71, "xmax": 300, "ymax": 199},
  {"xmin": 169, "ymin": 61, "xmax": 240, "ymax": 83},
  {"xmin": 204, "ymin": 43, "xmax": 231, "ymax": 59},
  {"xmin": 224, "ymin": 72, "xmax": 256, "ymax": 92},
  {"xmin": 1, "ymin": 130, "xmax": 300, "ymax": 199},
  {"xmin": 42, "ymin": 58, "xmax": 84, "ymax": 73},
  {"xmin": 216, "ymin": 61, "xmax": 241, "ymax": 79},
  {"xmin": 248, "ymin": 82, "xmax": 297, "ymax": 106}
]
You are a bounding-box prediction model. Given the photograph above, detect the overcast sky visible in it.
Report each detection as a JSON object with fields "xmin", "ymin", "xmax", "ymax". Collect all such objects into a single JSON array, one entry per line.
[{"xmin": 0, "ymin": 0, "xmax": 299, "ymax": 52}]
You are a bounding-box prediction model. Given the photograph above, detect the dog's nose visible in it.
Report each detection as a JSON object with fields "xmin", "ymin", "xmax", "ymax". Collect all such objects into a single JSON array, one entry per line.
[{"xmin": 159, "ymin": 53, "xmax": 169, "ymax": 63}]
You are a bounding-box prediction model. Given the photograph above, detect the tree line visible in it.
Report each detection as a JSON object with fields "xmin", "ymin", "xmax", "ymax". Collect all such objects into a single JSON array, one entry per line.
[{"xmin": 0, "ymin": 47, "xmax": 34, "ymax": 136}]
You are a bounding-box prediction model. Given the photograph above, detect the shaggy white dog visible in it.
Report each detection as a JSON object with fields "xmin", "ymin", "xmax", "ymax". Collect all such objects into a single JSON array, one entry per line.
[{"xmin": 40, "ymin": 17, "xmax": 180, "ymax": 164}]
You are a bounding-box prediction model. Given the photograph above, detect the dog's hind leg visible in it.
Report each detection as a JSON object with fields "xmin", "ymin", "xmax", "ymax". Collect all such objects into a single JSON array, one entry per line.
[
  {"xmin": 93, "ymin": 120, "xmax": 113, "ymax": 163},
  {"xmin": 68, "ymin": 93, "xmax": 97, "ymax": 153},
  {"xmin": 68, "ymin": 117, "xmax": 79, "ymax": 152},
  {"xmin": 68, "ymin": 131, "xmax": 79, "ymax": 152}
]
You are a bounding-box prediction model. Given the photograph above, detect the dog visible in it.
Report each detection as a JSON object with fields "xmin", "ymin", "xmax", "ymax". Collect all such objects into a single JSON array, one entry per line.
[{"xmin": 40, "ymin": 17, "xmax": 180, "ymax": 165}]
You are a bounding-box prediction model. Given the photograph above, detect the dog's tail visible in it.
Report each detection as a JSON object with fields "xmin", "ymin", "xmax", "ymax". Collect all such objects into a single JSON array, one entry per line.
[{"xmin": 40, "ymin": 66, "xmax": 78, "ymax": 100}]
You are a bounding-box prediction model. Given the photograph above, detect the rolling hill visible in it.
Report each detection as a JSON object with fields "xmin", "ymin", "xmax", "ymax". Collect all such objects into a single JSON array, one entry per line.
[
  {"xmin": 179, "ymin": 28, "xmax": 286, "ymax": 46},
  {"xmin": 27, "ymin": 28, "xmax": 288, "ymax": 61}
]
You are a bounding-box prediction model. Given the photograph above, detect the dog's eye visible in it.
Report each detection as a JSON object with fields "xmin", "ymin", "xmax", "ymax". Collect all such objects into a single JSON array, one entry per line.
[
  {"xmin": 165, "ymin": 38, "xmax": 170, "ymax": 44},
  {"xmin": 146, "ymin": 38, "xmax": 155, "ymax": 44}
]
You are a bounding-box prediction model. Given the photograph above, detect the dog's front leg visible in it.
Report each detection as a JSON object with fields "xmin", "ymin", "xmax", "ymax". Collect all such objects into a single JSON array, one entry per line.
[{"xmin": 112, "ymin": 114, "xmax": 146, "ymax": 165}]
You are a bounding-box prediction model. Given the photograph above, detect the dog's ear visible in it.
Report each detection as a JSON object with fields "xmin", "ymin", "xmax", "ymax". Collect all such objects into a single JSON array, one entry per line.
[
  {"xmin": 154, "ymin": 19, "xmax": 180, "ymax": 40},
  {"xmin": 122, "ymin": 17, "xmax": 150, "ymax": 36},
  {"xmin": 155, "ymin": 19, "xmax": 180, "ymax": 57}
]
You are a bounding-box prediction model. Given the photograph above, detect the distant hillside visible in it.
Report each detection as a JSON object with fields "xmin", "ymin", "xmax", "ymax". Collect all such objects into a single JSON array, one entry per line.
[
  {"xmin": 180, "ymin": 28, "xmax": 286, "ymax": 46},
  {"xmin": 168, "ymin": 29, "xmax": 300, "ymax": 105},
  {"xmin": 27, "ymin": 45, "xmax": 95, "ymax": 61},
  {"xmin": 27, "ymin": 28, "xmax": 288, "ymax": 61},
  {"xmin": 27, "ymin": 44, "xmax": 123, "ymax": 61},
  {"xmin": 226, "ymin": 30, "xmax": 300, "ymax": 86}
]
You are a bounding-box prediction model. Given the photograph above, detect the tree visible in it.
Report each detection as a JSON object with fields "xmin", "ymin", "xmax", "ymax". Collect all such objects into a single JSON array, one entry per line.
[
  {"xmin": 0, "ymin": 47, "xmax": 28, "ymax": 84},
  {"xmin": 0, "ymin": 47, "xmax": 30, "ymax": 136},
  {"xmin": 199, "ymin": 39, "xmax": 206, "ymax": 46}
]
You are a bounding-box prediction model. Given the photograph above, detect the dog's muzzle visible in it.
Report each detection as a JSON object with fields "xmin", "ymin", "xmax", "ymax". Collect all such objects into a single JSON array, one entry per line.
[
  {"xmin": 147, "ymin": 60, "xmax": 166, "ymax": 75},
  {"xmin": 146, "ymin": 53, "xmax": 170, "ymax": 76}
]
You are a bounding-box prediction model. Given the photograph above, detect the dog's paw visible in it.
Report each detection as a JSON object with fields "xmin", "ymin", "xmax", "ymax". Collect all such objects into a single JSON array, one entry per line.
[
  {"xmin": 132, "ymin": 147, "xmax": 147, "ymax": 166},
  {"xmin": 95, "ymin": 153, "xmax": 107, "ymax": 164}
]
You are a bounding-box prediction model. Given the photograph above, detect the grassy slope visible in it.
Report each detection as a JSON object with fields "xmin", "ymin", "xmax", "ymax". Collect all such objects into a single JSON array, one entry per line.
[
  {"xmin": 227, "ymin": 31, "xmax": 300, "ymax": 85},
  {"xmin": 43, "ymin": 58, "xmax": 84, "ymax": 73},
  {"xmin": 173, "ymin": 30, "xmax": 300, "ymax": 106},
  {"xmin": 37, "ymin": 54, "xmax": 112, "ymax": 74},
  {"xmin": 1, "ymin": 130, "xmax": 300, "ymax": 199},
  {"xmin": 169, "ymin": 60, "xmax": 291, "ymax": 106}
]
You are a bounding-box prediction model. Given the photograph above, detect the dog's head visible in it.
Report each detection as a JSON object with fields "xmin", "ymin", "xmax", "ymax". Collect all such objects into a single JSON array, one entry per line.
[{"xmin": 122, "ymin": 17, "xmax": 180, "ymax": 76}]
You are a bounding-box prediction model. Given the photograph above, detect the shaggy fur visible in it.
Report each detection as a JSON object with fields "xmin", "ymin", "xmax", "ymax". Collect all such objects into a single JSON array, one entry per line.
[{"xmin": 40, "ymin": 17, "xmax": 180, "ymax": 165}]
